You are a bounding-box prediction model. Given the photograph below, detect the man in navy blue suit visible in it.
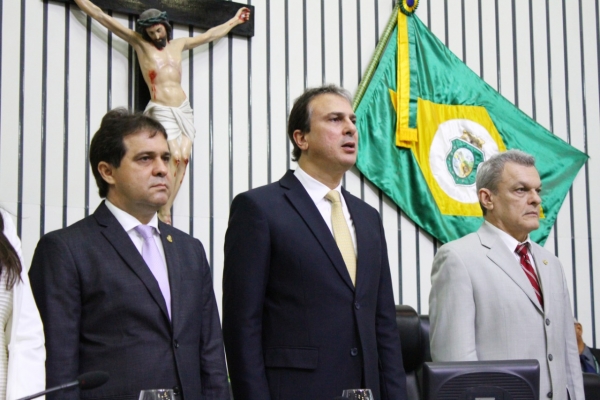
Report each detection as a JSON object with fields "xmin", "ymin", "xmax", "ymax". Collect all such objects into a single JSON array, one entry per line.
[
  {"xmin": 222, "ymin": 85, "xmax": 407, "ymax": 400},
  {"xmin": 30, "ymin": 109, "xmax": 229, "ymax": 399},
  {"xmin": 575, "ymin": 320, "xmax": 600, "ymax": 374}
]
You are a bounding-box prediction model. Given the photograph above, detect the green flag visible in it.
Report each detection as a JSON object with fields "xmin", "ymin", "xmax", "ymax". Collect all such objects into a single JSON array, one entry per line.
[{"xmin": 354, "ymin": 5, "xmax": 588, "ymax": 245}]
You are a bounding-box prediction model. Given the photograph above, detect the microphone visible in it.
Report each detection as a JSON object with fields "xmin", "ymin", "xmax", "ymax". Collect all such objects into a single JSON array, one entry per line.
[
  {"xmin": 78, "ymin": 371, "xmax": 110, "ymax": 389},
  {"xmin": 16, "ymin": 371, "xmax": 109, "ymax": 400}
]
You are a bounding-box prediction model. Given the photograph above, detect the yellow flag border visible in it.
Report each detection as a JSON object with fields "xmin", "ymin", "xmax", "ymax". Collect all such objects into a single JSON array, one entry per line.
[{"xmin": 395, "ymin": 10, "xmax": 418, "ymax": 148}]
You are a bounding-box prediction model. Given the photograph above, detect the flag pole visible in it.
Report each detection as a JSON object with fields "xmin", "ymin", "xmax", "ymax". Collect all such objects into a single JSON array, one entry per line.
[{"xmin": 352, "ymin": 2, "xmax": 400, "ymax": 110}]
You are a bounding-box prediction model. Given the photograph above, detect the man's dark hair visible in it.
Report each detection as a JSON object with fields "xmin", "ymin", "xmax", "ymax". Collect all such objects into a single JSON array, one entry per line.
[
  {"xmin": 137, "ymin": 9, "xmax": 173, "ymax": 41},
  {"xmin": 90, "ymin": 108, "xmax": 168, "ymax": 198},
  {"xmin": 287, "ymin": 85, "xmax": 353, "ymax": 161}
]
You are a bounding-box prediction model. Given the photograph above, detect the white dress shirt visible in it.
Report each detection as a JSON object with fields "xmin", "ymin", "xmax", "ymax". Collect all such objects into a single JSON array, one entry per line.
[
  {"xmin": 294, "ymin": 167, "xmax": 357, "ymax": 254},
  {"xmin": 484, "ymin": 221, "xmax": 539, "ymax": 276},
  {"xmin": 104, "ymin": 200, "xmax": 169, "ymax": 273}
]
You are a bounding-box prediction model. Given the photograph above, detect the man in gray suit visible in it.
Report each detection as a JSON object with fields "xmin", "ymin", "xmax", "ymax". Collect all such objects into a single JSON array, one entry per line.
[
  {"xmin": 30, "ymin": 109, "xmax": 229, "ymax": 399},
  {"xmin": 429, "ymin": 150, "xmax": 584, "ymax": 400}
]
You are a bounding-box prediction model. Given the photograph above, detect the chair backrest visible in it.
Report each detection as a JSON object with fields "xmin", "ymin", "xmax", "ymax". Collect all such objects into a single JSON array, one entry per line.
[
  {"xmin": 395, "ymin": 305, "xmax": 425, "ymax": 373},
  {"xmin": 396, "ymin": 305, "xmax": 430, "ymax": 399},
  {"xmin": 583, "ymin": 372, "xmax": 600, "ymax": 399},
  {"xmin": 419, "ymin": 314, "xmax": 431, "ymax": 363}
]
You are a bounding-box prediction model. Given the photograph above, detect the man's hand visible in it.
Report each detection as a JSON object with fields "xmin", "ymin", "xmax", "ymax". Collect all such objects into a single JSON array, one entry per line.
[{"xmin": 235, "ymin": 7, "xmax": 251, "ymax": 24}]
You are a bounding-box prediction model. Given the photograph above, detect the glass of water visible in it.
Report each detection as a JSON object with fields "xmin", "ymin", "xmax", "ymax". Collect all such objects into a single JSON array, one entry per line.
[
  {"xmin": 341, "ymin": 388, "xmax": 374, "ymax": 400},
  {"xmin": 139, "ymin": 389, "xmax": 175, "ymax": 400}
]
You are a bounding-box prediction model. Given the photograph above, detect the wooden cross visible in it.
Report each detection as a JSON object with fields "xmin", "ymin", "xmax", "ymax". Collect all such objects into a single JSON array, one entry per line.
[
  {"xmin": 58, "ymin": 0, "xmax": 254, "ymax": 37},
  {"xmin": 56, "ymin": 0, "xmax": 254, "ymax": 110}
]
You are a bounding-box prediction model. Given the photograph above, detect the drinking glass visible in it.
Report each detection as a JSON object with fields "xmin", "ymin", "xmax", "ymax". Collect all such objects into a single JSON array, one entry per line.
[
  {"xmin": 139, "ymin": 389, "xmax": 175, "ymax": 400},
  {"xmin": 341, "ymin": 388, "xmax": 374, "ymax": 400}
]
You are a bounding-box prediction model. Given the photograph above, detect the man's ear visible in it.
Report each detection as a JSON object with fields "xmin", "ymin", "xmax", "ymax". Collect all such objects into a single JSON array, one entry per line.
[
  {"xmin": 293, "ymin": 129, "xmax": 309, "ymax": 152},
  {"xmin": 478, "ymin": 188, "xmax": 493, "ymax": 212},
  {"xmin": 97, "ymin": 161, "xmax": 116, "ymax": 185}
]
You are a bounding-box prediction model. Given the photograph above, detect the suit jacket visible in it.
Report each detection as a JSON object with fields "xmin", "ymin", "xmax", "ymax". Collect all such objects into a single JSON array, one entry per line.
[
  {"xmin": 222, "ymin": 171, "xmax": 407, "ymax": 400},
  {"xmin": 1, "ymin": 209, "xmax": 45, "ymax": 399},
  {"xmin": 29, "ymin": 202, "xmax": 229, "ymax": 400},
  {"xmin": 429, "ymin": 222, "xmax": 584, "ymax": 400},
  {"xmin": 591, "ymin": 347, "xmax": 600, "ymax": 363},
  {"xmin": 587, "ymin": 346, "xmax": 600, "ymax": 373}
]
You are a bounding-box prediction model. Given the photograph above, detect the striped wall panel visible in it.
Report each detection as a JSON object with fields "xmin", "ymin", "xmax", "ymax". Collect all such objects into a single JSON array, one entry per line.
[{"xmin": 0, "ymin": 0, "xmax": 598, "ymax": 346}]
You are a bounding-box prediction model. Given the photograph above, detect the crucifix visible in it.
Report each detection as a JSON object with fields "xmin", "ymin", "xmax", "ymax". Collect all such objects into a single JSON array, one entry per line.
[{"xmin": 59, "ymin": 0, "xmax": 254, "ymax": 224}]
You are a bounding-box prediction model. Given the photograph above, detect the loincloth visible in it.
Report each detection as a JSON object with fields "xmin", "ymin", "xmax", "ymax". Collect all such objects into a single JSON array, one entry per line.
[{"xmin": 144, "ymin": 99, "xmax": 196, "ymax": 143}]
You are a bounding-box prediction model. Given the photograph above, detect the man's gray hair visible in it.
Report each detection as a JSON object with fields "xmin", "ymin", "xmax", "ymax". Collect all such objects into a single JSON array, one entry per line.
[{"xmin": 476, "ymin": 149, "xmax": 536, "ymax": 213}]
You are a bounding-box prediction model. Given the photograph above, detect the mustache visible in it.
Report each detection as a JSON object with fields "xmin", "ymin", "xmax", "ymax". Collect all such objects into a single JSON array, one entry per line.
[{"xmin": 153, "ymin": 38, "xmax": 167, "ymax": 49}]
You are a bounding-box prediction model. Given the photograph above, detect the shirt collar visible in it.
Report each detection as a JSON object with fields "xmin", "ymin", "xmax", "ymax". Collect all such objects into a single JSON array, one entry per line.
[
  {"xmin": 484, "ymin": 220, "xmax": 531, "ymax": 254},
  {"xmin": 294, "ymin": 167, "xmax": 343, "ymax": 203},
  {"xmin": 104, "ymin": 199, "xmax": 160, "ymax": 234}
]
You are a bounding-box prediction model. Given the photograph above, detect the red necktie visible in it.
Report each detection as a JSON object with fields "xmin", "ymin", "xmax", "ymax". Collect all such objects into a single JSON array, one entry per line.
[{"xmin": 515, "ymin": 243, "xmax": 544, "ymax": 308}]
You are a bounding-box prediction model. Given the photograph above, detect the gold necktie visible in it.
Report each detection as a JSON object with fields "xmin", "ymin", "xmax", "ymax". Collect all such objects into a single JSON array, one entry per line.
[{"xmin": 325, "ymin": 190, "xmax": 356, "ymax": 285}]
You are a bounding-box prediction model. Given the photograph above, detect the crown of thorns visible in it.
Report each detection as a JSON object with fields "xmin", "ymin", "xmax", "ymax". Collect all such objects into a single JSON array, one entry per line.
[{"xmin": 137, "ymin": 9, "xmax": 169, "ymax": 28}]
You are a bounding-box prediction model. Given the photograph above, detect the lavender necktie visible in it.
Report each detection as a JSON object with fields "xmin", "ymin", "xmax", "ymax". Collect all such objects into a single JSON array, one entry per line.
[{"xmin": 135, "ymin": 224, "xmax": 171, "ymax": 319}]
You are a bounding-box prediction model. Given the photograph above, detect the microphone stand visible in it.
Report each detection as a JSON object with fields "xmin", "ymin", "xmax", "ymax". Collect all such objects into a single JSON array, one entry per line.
[{"xmin": 17, "ymin": 380, "xmax": 79, "ymax": 400}]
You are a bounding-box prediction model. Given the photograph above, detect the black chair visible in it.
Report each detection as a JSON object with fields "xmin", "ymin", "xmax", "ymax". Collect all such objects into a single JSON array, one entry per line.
[
  {"xmin": 583, "ymin": 372, "xmax": 600, "ymax": 399},
  {"xmin": 419, "ymin": 314, "xmax": 431, "ymax": 364},
  {"xmin": 395, "ymin": 305, "xmax": 431, "ymax": 399}
]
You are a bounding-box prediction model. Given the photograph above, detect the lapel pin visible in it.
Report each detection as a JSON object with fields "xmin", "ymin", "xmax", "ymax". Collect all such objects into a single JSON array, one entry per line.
[
  {"xmin": 167, "ymin": 235, "xmax": 173, "ymax": 243},
  {"xmin": 543, "ymin": 260, "xmax": 548, "ymax": 265}
]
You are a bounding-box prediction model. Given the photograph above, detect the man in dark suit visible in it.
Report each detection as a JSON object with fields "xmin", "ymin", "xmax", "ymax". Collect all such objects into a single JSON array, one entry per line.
[
  {"xmin": 575, "ymin": 320, "xmax": 600, "ymax": 374},
  {"xmin": 29, "ymin": 109, "xmax": 229, "ymax": 399},
  {"xmin": 222, "ymin": 85, "xmax": 407, "ymax": 400}
]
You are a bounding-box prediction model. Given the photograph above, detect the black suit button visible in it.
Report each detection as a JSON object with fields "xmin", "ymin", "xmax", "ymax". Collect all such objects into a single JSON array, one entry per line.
[
  {"xmin": 548, "ymin": 354, "xmax": 553, "ymax": 361},
  {"xmin": 354, "ymin": 302, "xmax": 360, "ymax": 310},
  {"xmin": 547, "ymin": 392, "xmax": 552, "ymax": 398},
  {"xmin": 350, "ymin": 348, "xmax": 358, "ymax": 356},
  {"xmin": 174, "ymin": 340, "xmax": 180, "ymax": 348},
  {"xmin": 173, "ymin": 386, "xmax": 180, "ymax": 396},
  {"xmin": 546, "ymin": 318, "xmax": 550, "ymax": 326}
]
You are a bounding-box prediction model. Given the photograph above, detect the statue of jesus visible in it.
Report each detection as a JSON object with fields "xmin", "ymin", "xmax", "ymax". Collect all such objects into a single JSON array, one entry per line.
[{"xmin": 74, "ymin": 0, "xmax": 250, "ymax": 224}]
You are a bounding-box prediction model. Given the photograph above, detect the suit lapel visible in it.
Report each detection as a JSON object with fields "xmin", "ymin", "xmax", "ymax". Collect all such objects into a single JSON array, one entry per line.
[
  {"xmin": 159, "ymin": 223, "xmax": 180, "ymax": 331},
  {"xmin": 281, "ymin": 171, "xmax": 355, "ymax": 291},
  {"xmin": 93, "ymin": 203, "xmax": 172, "ymax": 323},
  {"xmin": 529, "ymin": 243, "xmax": 551, "ymax": 313},
  {"xmin": 478, "ymin": 224, "xmax": 543, "ymax": 314}
]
